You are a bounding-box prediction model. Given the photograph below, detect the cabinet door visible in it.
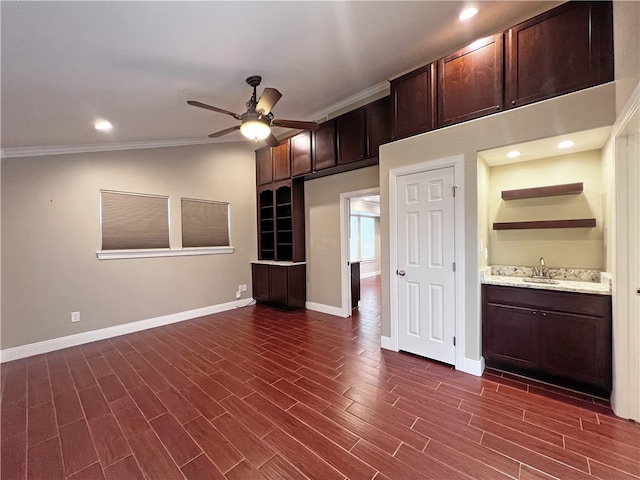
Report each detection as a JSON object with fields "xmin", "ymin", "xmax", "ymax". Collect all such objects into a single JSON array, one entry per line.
[
  {"xmin": 269, "ymin": 265, "xmax": 289, "ymax": 308},
  {"xmin": 539, "ymin": 310, "xmax": 611, "ymax": 389},
  {"xmin": 438, "ymin": 34, "xmax": 503, "ymax": 126},
  {"xmin": 365, "ymin": 96, "xmax": 391, "ymax": 158},
  {"xmin": 255, "ymin": 147, "xmax": 273, "ymax": 185},
  {"xmin": 272, "ymin": 141, "xmax": 291, "ymax": 181},
  {"xmin": 252, "ymin": 264, "xmax": 270, "ymax": 303},
  {"xmin": 337, "ymin": 108, "xmax": 366, "ymax": 164},
  {"xmin": 290, "ymin": 131, "xmax": 312, "ymax": 177},
  {"xmin": 505, "ymin": 1, "xmax": 614, "ymax": 108},
  {"xmin": 313, "ymin": 119, "xmax": 337, "ymax": 171},
  {"xmin": 391, "ymin": 64, "xmax": 436, "ymax": 141},
  {"xmin": 484, "ymin": 303, "xmax": 540, "ymax": 369}
]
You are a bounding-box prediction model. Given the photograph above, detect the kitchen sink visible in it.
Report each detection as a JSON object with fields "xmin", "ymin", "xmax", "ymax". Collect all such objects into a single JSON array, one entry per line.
[{"xmin": 523, "ymin": 277, "xmax": 559, "ymax": 285}]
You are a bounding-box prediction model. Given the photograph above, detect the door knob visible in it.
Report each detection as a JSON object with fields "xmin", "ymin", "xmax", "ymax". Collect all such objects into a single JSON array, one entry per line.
[{"xmin": 397, "ymin": 270, "xmax": 406, "ymax": 276}]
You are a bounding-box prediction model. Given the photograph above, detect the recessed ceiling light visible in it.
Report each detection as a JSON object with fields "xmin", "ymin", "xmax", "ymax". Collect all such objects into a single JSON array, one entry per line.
[
  {"xmin": 507, "ymin": 150, "xmax": 521, "ymax": 158},
  {"xmin": 557, "ymin": 140, "xmax": 575, "ymax": 149},
  {"xmin": 459, "ymin": 7, "xmax": 478, "ymax": 21},
  {"xmin": 94, "ymin": 120, "xmax": 113, "ymax": 132}
]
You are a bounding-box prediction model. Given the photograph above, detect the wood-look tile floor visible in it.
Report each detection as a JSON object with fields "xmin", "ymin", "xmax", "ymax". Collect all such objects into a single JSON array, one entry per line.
[{"xmin": 2, "ymin": 276, "xmax": 639, "ymax": 480}]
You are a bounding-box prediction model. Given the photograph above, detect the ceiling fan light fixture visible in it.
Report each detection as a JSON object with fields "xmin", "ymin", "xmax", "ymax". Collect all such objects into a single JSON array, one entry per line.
[{"xmin": 241, "ymin": 118, "xmax": 271, "ymax": 141}]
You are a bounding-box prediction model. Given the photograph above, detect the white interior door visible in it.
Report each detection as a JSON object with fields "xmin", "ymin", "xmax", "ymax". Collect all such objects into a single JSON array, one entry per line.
[{"xmin": 396, "ymin": 166, "xmax": 456, "ymax": 364}]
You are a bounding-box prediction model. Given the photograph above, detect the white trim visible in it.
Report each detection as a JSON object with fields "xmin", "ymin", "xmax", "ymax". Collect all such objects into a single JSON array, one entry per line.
[
  {"xmin": 388, "ymin": 155, "xmax": 466, "ymax": 371},
  {"xmin": 0, "ymin": 137, "xmax": 228, "ymax": 159},
  {"xmin": 340, "ymin": 187, "xmax": 381, "ymax": 318},
  {"xmin": 460, "ymin": 356, "xmax": 486, "ymax": 377},
  {"xmin": 305, "ymin": 301, "xmax": 348, "ymax": 318},
  {"xmin": 361, "ymin": 270, "xmax": 381, "ymax": 279},
  {"xmin": 610, "ymin": 81, "xmax": 640, "ymax": 421},
  {"xmin": 380, "ymin": 336, "xmax": 397, "ymax": 351},
  {"xmin": 97, "ymin": 246, "xmax": 234, "ymax": 260},
  {"xmin": 310, "ymin": 81, "xmax": 389, "ymax": 123},
  {"xmin": 0, "ymin": 299, "xmax": 247, "ymax": 363}
]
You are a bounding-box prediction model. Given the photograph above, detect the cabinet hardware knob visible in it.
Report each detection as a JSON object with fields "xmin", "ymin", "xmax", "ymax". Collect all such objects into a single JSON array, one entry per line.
[
  {"xmin": 532, "ymin": 311, "xmax": 537, "ymax": 315},
  {"xmin": 511, "ymin": 100, "xmax": 516, "ymax": 105},
  {"xmin": 542, "ymin": 312, "xmax": 547, "ymax": 317},
  {"xmin": 496, "ymin": 105, "xmax": 500, "ymax": 109}
]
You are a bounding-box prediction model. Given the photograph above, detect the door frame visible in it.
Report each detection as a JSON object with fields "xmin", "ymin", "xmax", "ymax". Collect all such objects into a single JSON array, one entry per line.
[
  {"xmin": 340, "ymin": 187, "xmax": 380, "ymax": 318},
  {"xmin": 611, "ymin": 82, "xmax": 640, "ymax": 421},
  {"xmin": 389, "ymin": 155, "xmax": 466, "ymax": 372}
]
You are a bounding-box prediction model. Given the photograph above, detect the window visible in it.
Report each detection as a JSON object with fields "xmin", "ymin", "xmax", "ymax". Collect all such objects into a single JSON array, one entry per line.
[
  {"xmin": 350, "ymin": 215, "xmax": 375, "ymax": 262},
  {"xmin": 181, "ymin": 198, "xmax": 230, "ymax": 248},
  {"xmin": 100, "ymin": 190, "xmax": 169, "ymax": 250}
]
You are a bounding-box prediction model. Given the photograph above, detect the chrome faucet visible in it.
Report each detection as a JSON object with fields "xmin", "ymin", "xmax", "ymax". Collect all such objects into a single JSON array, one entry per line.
[{"xmin": 535, "ymin": 257, "xmax": 549, "ymax": 278}]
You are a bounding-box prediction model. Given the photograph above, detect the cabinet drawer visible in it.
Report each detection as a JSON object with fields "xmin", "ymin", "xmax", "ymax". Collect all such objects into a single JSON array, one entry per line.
[{"xmin": 483, "ymin": 285, "xmax": 609, "ymax": 317}]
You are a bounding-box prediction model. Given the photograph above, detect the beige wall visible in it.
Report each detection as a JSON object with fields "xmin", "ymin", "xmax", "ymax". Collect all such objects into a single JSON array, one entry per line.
[
  {"xmin": 614, "ymin": 1, "xmax": 640, "ymax": 116},
  {"xmin": 1, "ymin": 142, "xmax": 257, "ymax": 350},
  {"xmin": 487, "ymin": 150, "xmax": 605, "ymax": 269},
  {"xmin": 379, "ymin": 83, "xmax": 616, "ymax": 361},
  {"xmin": 305, "ymin": 166, "xmax": 379, "ymax": 308},
  {"xmin": 477, "ymin": 159, "xmax": 490, "ymax": 269}
]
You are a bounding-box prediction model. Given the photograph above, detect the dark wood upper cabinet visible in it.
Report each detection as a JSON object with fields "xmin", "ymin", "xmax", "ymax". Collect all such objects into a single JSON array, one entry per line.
[
  {"xmin": 505, "ymin": 1, "xmax": 614, "ymax": 109},
  {"xmin": 437, "ymin": 34, "xmax": 504, "ymax": 126},
  {"xmin": 290, "ymin": 131, "xmax": 312, "ymax": 177},
  {"xmin": 272, "ymin": 141, "xmax": 291, "ymax": 181},
  {"xmin": 391, "ymin": 64, "xmax": 436, "ymax": 141},
  {"xmin": 255, "ymin": 147, "xmax": 273, "ymax": 186},
  {"xmin": 365, "ymin": 96, "xmax": 391, "ymax": 158},
  {"xmin": 337, "ymin": 108, "xmax": 366, "ymax": 165},
  {"xmin": 313, "ymin": 119, "xmax": 337, "ymax": 171}
]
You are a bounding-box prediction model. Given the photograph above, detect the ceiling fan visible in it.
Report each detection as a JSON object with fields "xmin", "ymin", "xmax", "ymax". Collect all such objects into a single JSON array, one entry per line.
[{"xmin": 188, "ymin": 75, "xmax": 319, "ymax": 147}]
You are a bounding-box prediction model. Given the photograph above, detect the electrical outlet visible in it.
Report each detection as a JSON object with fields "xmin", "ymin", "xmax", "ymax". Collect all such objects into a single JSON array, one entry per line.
[
  {"xmin": 240, "ymin": 284, "xmax": 247, "ymax": 292},
  {"xmin": 71, "ymin": 311, "xmax": 80, "ymax": 323},
  {"xmin": 236, "ymin": 291, "xmax": 241, "ymax": 299}
]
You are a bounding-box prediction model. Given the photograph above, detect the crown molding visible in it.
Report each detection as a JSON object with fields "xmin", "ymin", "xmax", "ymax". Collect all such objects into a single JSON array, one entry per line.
[
  {"xmin": 309, "ymin": 80, "xmax": 390, "ymax": 123},
  {"xmin": 0, "ymin": 136, "xmax": 233, "ymax": 159}
]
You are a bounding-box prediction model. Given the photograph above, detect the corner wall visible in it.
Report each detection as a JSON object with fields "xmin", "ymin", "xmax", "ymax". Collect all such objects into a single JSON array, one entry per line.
[
  {"xmin": 304, "ymin": 166, "xmax": 379, "ymax": 310},
  {"xmin": 1, "ymin": 142, "xmax": 257, "ymax": 351},
  {"xmin": 379, "ymin": 83, "xmax": 616, "ymax": 362}
]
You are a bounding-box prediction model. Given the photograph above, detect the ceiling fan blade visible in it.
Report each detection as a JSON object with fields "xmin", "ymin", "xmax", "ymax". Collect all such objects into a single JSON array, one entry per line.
[
  {"xmin": 208, "ymin": 125, "xmax": 241, "ymax": 138},
  {"xmin": 256, "ymin": 88, "xmax": 282, "ymax": 115},
  {"xmin": 187, "ymin": 100, "xmax": 241, "ymax": 120},
  {"xmin": 265, "ymin": 134, "xmax": 280, "ymax": 148},
  {"xmin": 272, "ymin": 119, "xmax": 320, "ymax": 131}
]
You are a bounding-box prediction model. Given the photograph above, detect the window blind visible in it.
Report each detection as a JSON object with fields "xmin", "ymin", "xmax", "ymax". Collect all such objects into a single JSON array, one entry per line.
[
  {"xmin": 181, "ymin": 198, "xmax": 230, "ymax": 248},
  {"xmin": 100, "ymin": 191, "xmax": 170, "ymax": 250}
]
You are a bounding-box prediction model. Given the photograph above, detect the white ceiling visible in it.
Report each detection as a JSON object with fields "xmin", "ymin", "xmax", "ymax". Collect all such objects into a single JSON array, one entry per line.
[
  {"xmin": 1, "ymin": 1, "xmax": 561, "ymax": 156},
  {"xmin": 478, "ymin": 126, "xmax": 613, "ymax": 166}
]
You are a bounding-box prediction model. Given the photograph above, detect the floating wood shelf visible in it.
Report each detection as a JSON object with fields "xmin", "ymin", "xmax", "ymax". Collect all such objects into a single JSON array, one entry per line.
[
  {"xmin": 493, "ymin": 218, "xmax": 596, "ymax": 230},
  {"xmin": 501, "ymin": 182, "xmax": 583, "ymax": 200}
]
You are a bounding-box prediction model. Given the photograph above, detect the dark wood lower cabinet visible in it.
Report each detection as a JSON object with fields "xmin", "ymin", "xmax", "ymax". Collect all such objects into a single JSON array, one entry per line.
[
  {"xmin": 482, "ymin": 284, "xmax": 612, "ymax": 393},
  {"xmin": 252, "ymin": 263, "xmax": 306, "ymax": 310}
]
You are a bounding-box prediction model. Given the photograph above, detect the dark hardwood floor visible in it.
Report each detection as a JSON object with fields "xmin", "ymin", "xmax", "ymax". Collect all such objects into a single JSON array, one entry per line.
[{"xmin": 2, "ymin": 275, "xmax": 639, "ymax": 479}]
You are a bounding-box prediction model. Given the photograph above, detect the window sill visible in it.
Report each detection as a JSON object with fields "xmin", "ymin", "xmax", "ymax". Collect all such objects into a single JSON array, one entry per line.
[{"xmin": 96, "ymin": 247, "xmax": 234, "ymax": 260}]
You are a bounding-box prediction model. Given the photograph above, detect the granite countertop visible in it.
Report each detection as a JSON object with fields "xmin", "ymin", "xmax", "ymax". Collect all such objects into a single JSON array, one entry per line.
[{"xmin": 480, "ymin": 266, "xmax": 612, "ymax": 295}]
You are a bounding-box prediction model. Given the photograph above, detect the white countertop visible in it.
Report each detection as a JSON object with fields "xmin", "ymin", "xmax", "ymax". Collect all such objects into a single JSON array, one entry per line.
[{"xmin": 481, "ymin": 268, "xmax": 612, "ymax": 295}]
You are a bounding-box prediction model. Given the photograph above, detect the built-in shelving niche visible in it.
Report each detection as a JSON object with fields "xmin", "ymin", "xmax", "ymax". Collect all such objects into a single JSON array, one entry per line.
[{"xmin": 493, "ymin": 182, "xmax": 596, "ymax": 230}]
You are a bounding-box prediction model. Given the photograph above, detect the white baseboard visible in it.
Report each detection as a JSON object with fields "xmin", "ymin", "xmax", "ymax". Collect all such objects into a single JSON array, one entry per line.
[
  {"xmin": 305, "ymin": 302, "xmax": 347, "ymax": 317},
  {"xmin": 360, "ymin": 270, "xmax": 381, "ymax": 279},
  {"xmin": 0, "ymin": 299, "xmax": 247, "ymax": 363},
  {"xmin": 380, "ymin": 335, "xmax": 398, "ymax": 351},
  {"xmin": 459, "ymin": 356, "xmax": 485, "ymax": 377}
]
